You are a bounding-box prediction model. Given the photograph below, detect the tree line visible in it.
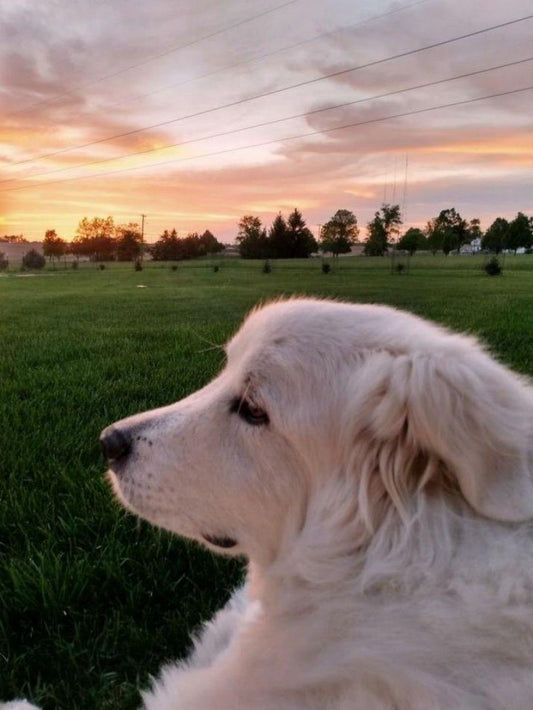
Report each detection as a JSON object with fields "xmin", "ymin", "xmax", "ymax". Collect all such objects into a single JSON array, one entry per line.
[
  {"xmin": 3, "ymin": 206, "xmax": 532, "ymax": 266},
  {"xmin": 32, "ymin": 217, "xmax": 225, "ymax": 262},
  {"xmin": 236, "ymin": 205, "xmax": 533, "ymax": 258}
]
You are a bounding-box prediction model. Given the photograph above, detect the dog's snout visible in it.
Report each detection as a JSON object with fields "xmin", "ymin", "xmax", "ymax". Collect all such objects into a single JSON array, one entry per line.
[{"xmin": 100, "ymin": 426, "xmax": 132, "ymax": 463}]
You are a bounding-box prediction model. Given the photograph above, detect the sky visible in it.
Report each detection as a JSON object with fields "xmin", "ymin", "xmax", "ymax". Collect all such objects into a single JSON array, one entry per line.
[{"xmin": 1, "ymin": 0, "xmax": 532, "ymax": 243}]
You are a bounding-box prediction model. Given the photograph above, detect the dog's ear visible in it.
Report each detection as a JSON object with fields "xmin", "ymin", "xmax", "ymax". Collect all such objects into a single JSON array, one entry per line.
[{"xmin": 356, "ymin": 344, "xmax": 533, "ymax": 522}]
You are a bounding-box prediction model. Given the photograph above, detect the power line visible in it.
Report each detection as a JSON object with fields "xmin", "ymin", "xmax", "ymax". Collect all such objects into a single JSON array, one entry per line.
[
  {"xmin": 4, "ymin": 55, "xmax": 531, "ymax": 185},
  {"xmin": 37, "ymin": 0, "xmax": 434, "ymax": 130},
  {"xmin": 3, "ymin": 0, "xmax": 300, "ymax": 118},
  {"xmin": 6, "ymin": 12, "xmax": 533, "ymax": 170},
  {"xmin": 2, "ymin": 83, "xmax": 531, "ymax": 194}
]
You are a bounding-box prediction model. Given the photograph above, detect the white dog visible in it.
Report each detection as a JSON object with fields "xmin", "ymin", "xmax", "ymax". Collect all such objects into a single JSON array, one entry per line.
[{"xmin": 6, "ymin": 298, "xmax": 533, "ymax": 709}]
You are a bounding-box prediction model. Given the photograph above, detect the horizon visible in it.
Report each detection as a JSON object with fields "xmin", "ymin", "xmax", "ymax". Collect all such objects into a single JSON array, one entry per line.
[{"xmin": 1, "ymin": 0, "xmax": 532, "ymax": 242}]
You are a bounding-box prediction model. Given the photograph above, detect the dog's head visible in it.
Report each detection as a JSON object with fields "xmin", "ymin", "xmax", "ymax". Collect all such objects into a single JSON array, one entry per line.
[{"xmin": 102, "ymin": 299, "xmax": 533, "ymax": 565}]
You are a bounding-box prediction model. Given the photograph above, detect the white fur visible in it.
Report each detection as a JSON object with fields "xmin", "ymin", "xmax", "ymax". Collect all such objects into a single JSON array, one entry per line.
[{"xmin": 10, "ymin": 298, "xmax": 532, "ymax": 709}]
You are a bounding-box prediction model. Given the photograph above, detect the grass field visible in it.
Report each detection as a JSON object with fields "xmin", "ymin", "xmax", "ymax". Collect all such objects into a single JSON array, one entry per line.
[{"xmin": 1, "ymin": 255, "xmax": 532, "ymax": 709}]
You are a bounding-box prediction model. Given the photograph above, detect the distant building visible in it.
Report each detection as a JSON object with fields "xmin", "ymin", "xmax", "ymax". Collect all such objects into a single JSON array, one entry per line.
[{"xmin": 460, "ymin": 237, "xmax": 482, "ymax": 255}]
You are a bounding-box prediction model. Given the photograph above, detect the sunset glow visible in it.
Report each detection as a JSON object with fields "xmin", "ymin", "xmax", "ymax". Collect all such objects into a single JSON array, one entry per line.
[{"xmin": 1, "ymin": 0, "xmax": 532, "ymax": 242}]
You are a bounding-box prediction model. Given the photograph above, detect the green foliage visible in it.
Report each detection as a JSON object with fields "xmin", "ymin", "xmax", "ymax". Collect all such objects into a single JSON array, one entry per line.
[
  {"xmin": 42, "ymin": 230, "xmax": 67, "ymax": 262},
  {"xmin": 484, "ymin": 256, "xmax": 502, "ymax": 276},
  {"xmin": 364, "ymin": 204, "xmax": 402, "ymax": 256},
  {"xmin": 320, "ymin": 209, "xmax": 359, "ymax": 256},
  {"xmin": 506, "ymin": 212, "xmax": 533, "ymax": 253},
  {"xmin": 321, "ymin": 262, "xmax": 331, "ymax": 274},
  {"xmin": 116, "ymin": 224, "xmax": 143, "ymax": 262},
  {"xmin": 0, "ymin": 251, "xmax": 8, "ymax": 270},
  {"xmin": 71, "ymin": 217, "xmax": 116, "ymax": 261},
  {"xmin": 22, "ymin": 249, "xmax": 45, "ymax": 270},
  {"xmin": 482, "ymin": 217, "xmax": 509, "ymax": 253},
  {"xmin": 134, "ymin": 260, "xmax": 143, "ymax": 272},
  {"xmin": 236, "ymin": 216, "xmax": 269, "ymax": 259},
  {"xmin": 425, "ymin": 208, "xmax": 468, "ymax": 255},
  {"xmin": 397, "ymin": 228, "xmax": 427, "ymax": 255},
  {"xmin": 262, "ymin": 259, "xmax": 272, "ymax": 273}
]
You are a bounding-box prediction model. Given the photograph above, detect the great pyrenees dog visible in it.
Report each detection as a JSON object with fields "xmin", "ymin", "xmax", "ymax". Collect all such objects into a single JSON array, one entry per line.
[{"xmin": 5, "ymin": 298, "xmax": 533, "ymax": 709}]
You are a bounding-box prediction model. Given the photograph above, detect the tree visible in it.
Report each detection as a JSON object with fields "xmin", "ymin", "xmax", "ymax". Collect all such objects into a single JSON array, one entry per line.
[
  {"xmin": 268, "ymin": 213, "xmax": 288, "ymax": 258},
  {"xmin": 319, "ymin": 209, "xmax": 359, "ymax": 256},
  {"xmin": 397, "ymin": 227, "xmax": 427, "ymax": 255},
  {"xmin": 0, "ymin": 234, "xmax": 27, "ymax": 243},
  {"xmin": 482, "ymin": 218, "xmax": 509, "ymax": 254},
  {"xmin": 236, "ymin": 216, "xmax": 268, "ymax": 259},
  {"xmin": 505, "ymin": 212, "xmax": 532, "ymax": 253},
  {"xmin": 425, "ymin": 208, "xmax": 468, "ymax": 255},
  {"xmin": 285, "ymin": 208, "xmax": 317, "ymax": 258},
  {"xmin": 364, "ymin": 204, "xmax": 402, "ymax": 256},
  {"xmin": 150, "ymin": 229, "xmax": 182, "ymax": 261},
  {"xmin": 42, "ymin": 229, "xmax": 66, "ymax": 263},
  {"xmin": 116, "ymin": 223, "xmax": 142, "ymax": 261},
  {"xmin": 22, "ymin": 249, "xmax": 45, "ymax": 269},
  {"xmin": 71, "ymin": 216, "xmax": 116, "ymax": 261},
  {"xmin": 199, "ymin": 230, "xmax": 224, "ymax": 255},
  {"xmin": 467, "ymin": 218, "xmax": 482, "ymax": 240}
]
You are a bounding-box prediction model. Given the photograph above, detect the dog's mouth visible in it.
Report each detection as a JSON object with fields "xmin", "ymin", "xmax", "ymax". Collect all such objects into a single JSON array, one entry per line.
[{"xmin": 201, "ymin": 533, "xmax": 238, "ymax": 549}]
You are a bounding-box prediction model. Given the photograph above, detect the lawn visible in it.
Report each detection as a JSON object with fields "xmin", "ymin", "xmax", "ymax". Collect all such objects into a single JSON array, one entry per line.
[{"xmin": 1, "ymin": 255, "xmax": 532, "ymax": 709}]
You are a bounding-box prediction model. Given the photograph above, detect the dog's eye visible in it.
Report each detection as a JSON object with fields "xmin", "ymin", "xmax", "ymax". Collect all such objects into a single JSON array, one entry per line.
[{"xmin": 230, "ymin": 397, "xmax": 269, "ymax": 426}]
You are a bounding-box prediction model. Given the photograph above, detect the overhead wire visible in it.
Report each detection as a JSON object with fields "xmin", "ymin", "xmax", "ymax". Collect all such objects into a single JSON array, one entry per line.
[
  {"xmin": 2, "ymin": 83, "xmax": 531, "ymax": 193},
  {"xmin": 5, "ymin": 11, "xmax": 532, "ymax": 169},
  {"xmin": 2, "ymin": 55, "xmax": 531, "ymax": 185},
  {"xmin": 3, "ymin": 0, "xmax": 300, "ymax": 118}
]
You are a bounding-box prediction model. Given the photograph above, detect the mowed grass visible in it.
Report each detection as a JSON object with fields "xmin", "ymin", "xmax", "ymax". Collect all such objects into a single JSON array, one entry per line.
[{"xmin": 1, "ymin": 255, "xmax": 532, "ymax": 709}]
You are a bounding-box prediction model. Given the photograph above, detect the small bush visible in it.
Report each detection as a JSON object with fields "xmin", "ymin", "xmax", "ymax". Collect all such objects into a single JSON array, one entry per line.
[
  {"xmin": 395, "ymin": 263, "xmax": 406, "ymax": 274},
  {"xmin": 213, "ymin": 265, "xmax": 219, "ymax": 273},
  {"xmin": 22, "ymin": 249, "xmax": 45, "ymax": 270},
  {"xmin": 262, "ymin": 260, "xmax": 271, "ymax": 274},
  {"xmin": 171, "ymin": 265, "xmax": 178, "ymax": 271},
  {"xmin": 484, "ymin": 257, "xmax": 502, "ymax": 276},
  {"xmin": 134, "ymin": 259, "xmax": 143, "ymax": 271},
  {"xmin": 98, "ymin": 264, "xmax": 106, "ymax": 271},
  {"xmin": 0, "ymin": 252, "xmax": 8, "ymax": 271},
  {"xmin": 321, "ymin": 262, "xmax": 331, "ymax": 274},
  {"xmin": 71, "ymin": 261, "xmax": 79, "ymax": 269}
]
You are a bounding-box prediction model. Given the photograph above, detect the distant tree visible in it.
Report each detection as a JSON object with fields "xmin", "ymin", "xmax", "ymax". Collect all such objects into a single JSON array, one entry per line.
[
  {"xmin": 467, "ymin": 218, "xmax": 483, "ymax": 240},
  {"xmin": 397, "ymin": 227, "xmax": 427, "ymax": 255},
  {"xmin": 505, "ymin": 212, "xmax": 532, "ymax": 253},
  {"xmin": 0, "ymin": 234, "xmax": 27, "ymax": 243},
  {"xmin": 199, "ymin": 230, "xmax": 224, "ymax": 255},
  {"xmin": 0, "ymin": 252, "xmax": 8, "ymax": 270},
  {"xmin": 320, "ymin": 209, "xmax": 359, "ymax": 256},
  {"xmin": 425, "ymin": 208, "xmax": 468, "ymax": 255},
  {"xmin": 482, "ymin": 217, "xmax": 509, "ymax": 253},
  {"xmin": 364, "ymin": 203, "xmax": 402, "ymax": 256},
  {"xmin": 150, "ymin": 229, "xmax": 182, "ymax": 261},
  {"xmin": 116, "ymin": 223, "xmax": 142, "ymax": 261},
  {"xmin": 22, "ymin": 249, "xmax": 45, "ymax": 270},
  {"xmin": 285, "ymin": 208, "xmax": 317, "ymax": 258},
  {"xmin": 236, "ymin": 215, "xmax": 269, "ymax": 259},
  {"xmin": 268, "ymin": 213, "xmax": 288, "ymax": 258},
  {"xmin": 42, "ymin": 229, "xmax": 67, "ymax": 263},
  {"xmin": 71, "ymin": 216, "xmax": 116, "ymax": 261}
]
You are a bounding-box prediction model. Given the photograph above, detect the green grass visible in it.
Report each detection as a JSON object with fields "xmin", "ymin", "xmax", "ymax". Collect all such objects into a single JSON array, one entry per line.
[{"xmin": 1, "ymin": 255, "xmax": 532, "ymax": 708}]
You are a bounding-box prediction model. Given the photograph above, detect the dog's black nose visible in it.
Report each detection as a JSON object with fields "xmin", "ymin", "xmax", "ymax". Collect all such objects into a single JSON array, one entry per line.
[{"xmin": 100, "ymin": 426, "xmax": 131, "ymax": 463}]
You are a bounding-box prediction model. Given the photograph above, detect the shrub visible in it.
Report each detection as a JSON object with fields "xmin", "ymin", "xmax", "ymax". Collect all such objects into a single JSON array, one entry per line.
[
  {"xmin": 213, "ymin": 265, "xmax": 219, "ymax": 273},
  {"xmin": 321, "ymin": 262, "xmax": 331, "ymax": 274},
  {"xmin": 0, "ymin": 252, "xmax": 8, "ymax": 271},
  {"xmin": 99, "ymin": 264, "xmax": 105, "ymax": 271},
  {"xmin": 72, "ymin": 261, "xmax": 79, "ymax": 269},
  {"xmin": 484, "ymin": 257, "xmax": 502, "ymax": 276},
  {"xmin": 171, "ymin": 265, "xmax": 178, "ymax": 271},
  {"xmin": 134, "ymin": 259, "xmax": 143, "ymax": 271},
  {"xmin": 22, "ymin": 249, "xmax": 45, "ymax": 270},
  {"xmin": 262, "ymin": 260, "xmax": 271, "ymax": 274}
]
